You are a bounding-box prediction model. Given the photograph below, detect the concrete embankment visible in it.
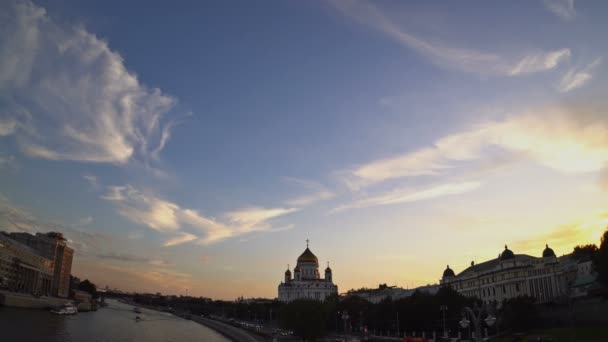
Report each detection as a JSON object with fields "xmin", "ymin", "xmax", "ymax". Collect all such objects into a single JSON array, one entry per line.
[
  {"xmin": 0, "ymin": 290, "xmax": 70, "ymax": 309},
  {"xmin": 191, "ymin": 316, "xmax": 267, "ymax": 342}
]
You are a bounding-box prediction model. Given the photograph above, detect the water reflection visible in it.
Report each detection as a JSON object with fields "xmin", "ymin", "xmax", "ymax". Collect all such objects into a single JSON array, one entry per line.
[{"xmin": 0, "ymin": 299, "xmax": 228, "ymax": 342}]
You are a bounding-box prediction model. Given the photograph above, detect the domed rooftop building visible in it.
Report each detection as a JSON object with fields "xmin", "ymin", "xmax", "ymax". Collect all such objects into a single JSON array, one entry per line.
[
  {"xmin": 543, "ymin": 244, "xmax": 556, "ymax": 258},
  {"xmin": 440, "ymin": 243, "xmax": 568, "ymax": 306},
  {"xmin": 443, "ymin": 265, "xmax": 455, "ymax": 278},
  {"xmin": 278, "ymin": 240, "xmax": 338, "ymax": 302},
  {"xmin": 297, "ymin": 247, "xmax": 319, "ymax": 263},
  {"xmin": 500, "ymin": 245, "xmax": 515, "ymax": 261}
]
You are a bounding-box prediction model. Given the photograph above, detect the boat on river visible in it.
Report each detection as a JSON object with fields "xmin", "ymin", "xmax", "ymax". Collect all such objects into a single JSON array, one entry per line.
[{"xmin": 51, "ymin": 303, "xmax": 78, "ymax": 315}]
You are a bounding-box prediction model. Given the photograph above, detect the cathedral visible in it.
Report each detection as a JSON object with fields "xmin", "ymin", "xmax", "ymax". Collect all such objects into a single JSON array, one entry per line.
[{"xmin": 278, "ymin": 241, "xmax": 338, "ymax": 302}]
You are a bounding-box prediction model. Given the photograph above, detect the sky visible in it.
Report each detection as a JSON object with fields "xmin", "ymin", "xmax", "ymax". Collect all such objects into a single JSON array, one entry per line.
[{"xmin": 1, "ymin": 0, "xmax": 608, "ymax": 300}]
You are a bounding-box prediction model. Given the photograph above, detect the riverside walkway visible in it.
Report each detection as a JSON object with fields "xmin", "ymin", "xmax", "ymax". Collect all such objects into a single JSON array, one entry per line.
[{"xmin": 191, "ymin": 316, "xmax": 267, "ymax": 342}]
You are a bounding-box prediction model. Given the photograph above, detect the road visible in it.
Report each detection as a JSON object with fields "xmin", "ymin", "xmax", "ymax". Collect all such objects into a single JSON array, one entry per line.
[{"xmin": 192, "ymin": 316, "xmax": 268, "ymax": 342}]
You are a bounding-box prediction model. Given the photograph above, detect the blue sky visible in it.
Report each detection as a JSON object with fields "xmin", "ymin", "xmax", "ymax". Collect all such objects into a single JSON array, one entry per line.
[{"xmin": 1, "ymin": 0, "xmax": 608, "ymax": 299}]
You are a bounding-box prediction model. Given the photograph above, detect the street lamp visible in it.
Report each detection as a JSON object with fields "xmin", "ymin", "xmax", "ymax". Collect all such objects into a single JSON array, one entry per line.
[
  {"xmin": 440, "ymin": 305, "xmax": 448, "ymax": 338},
  {"xmin": 460, "ymin": 305, "xmax": 496, "ymax": 342}
]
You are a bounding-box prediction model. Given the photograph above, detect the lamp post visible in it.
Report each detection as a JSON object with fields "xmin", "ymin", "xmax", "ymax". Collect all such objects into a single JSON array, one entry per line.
[
  {"xmin": 342, "ymin": 310, "xmax": 350, "ymax": 334},
  {"xmin": 439, "ymin": 305, "xmax": 448, "ymax": 338},
  {"xmin": 459, "ymin": 305, "xmax": 496, "ymax": 342}
]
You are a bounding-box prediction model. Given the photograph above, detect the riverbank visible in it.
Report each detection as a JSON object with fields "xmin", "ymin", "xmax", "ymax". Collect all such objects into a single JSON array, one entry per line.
[
  {"xmin": 192, "ymin": 316, "xmax": 267, "ymax": 342},
  {"xmin": 118, "ymin": 298, "xmax": 266, "ymax": 342},
  {"xmin": 0, "ymin": 290, "xmax": 71, "ymax": 309}
]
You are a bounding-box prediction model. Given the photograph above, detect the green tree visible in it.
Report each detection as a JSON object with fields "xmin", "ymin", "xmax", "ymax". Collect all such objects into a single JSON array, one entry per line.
[
  {"xmin": 572, "ymin": 244, "xmax": 598, "ymax": 262},
  {"xmin": 77, "ymin": 279, "xmax": 98, "ymax": 299},
  {"xmin": 279, "ymin": 299, "xmax": 329, "ymax": 341},
  {"xmin": 596, "ymin": 228, "xmax": 608, "ymax": 288},
  {"xmin": 501, "ymin": 296, "xmax": 539, "ymax": 331}
]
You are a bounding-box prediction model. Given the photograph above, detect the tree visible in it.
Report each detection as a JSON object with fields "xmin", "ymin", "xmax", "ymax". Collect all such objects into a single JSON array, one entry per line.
[
  {"xmin": 596, "ymin": 228, "xmax": 608, "ymax": 288},
  {"xmin": 572, "ymin": 244, "xmax": 598, "ymax": 262},
  {"xmin": 279, "ymin": 299, "xmax": 329, "ymax": 341},
  {"xmin": 78, "ymin": 279, "xmax": 98, "ymax": 299},
  {"xmin": 501, "ymin": 296, "xmax": 539, "ymax": 331}
]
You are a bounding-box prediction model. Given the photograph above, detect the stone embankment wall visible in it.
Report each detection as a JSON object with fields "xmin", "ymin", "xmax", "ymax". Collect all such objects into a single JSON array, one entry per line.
[{"xmin": 0, "ymin": 290, "xmax": 70, "ymax": 309}]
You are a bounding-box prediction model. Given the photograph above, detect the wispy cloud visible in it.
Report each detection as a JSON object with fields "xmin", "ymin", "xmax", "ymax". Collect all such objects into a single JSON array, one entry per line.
[
  {"xmin": 0, "ymin": 118, "xmax": 17, "ymax": 136},
  {"xmin": 79, "ymin": 263, "xmax": 193, "ymax": 294},
  {"xmin": 511, "ymin": 210, "xmax": 608, "ymax": 254},
  {"xmin": 0, "ymin": 1, "xmax": 179, "ymax": 164},
  {"xmin": 558, "ymin": 58, "xmax": 602, "ymax": 92},
  {"xmin": 163, "ymin": 232, "xmax": 198, "ymax": 247},
  {"xmin": 341, "ymin": 107, "xmax": 608, "ymax": 189},
  {"xmin": 102, "ymin": 185, "xmax": 297, "ymax": 245},
  {"xmin": 329, "ymin": 0, "xmax": 570, "ymax": 76},
  {"xmin": 332, "ymin": 181, "xmax": 482, "ymax": 212},
  {"xmin": 96, "ymin": 252, "xmax": 174, "ymax": 267},
  {"xmin": 78, "ymin": 216, "xmax": 93, "ymax": 226},
  {"xmin": 543, "ymin": 0, "xmax": 576, "ymax": 21},
  {"xmin": 0, "ymin": 196, "xmax": 110, "ymax": 255},
  {"xmin": 0, "ymin": 153, "xmax": 18, "ymax": 171},
  {"xmin": 283, "ymin": 177, "xmax": 335, "ymax": 206},
  {"xmin": 82, "ymin": 174, "xmax": 100, "ymax": 189}
]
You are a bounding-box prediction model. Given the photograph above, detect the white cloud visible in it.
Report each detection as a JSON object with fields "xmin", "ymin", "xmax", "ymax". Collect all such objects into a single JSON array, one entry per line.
[
  {"xmin": 79, "ymin": 216, "xmax": 93, "ymax": 225},
  {"xmin": 163, "ymin": 232, "xmax": 198, "ymax": 247},
  {"xmin": 342, "ymin": 108, "xmax": 608, "ymax": 188},
  {"xmin": 82, "ymin": 174, "xmax": 100, "ymax": 189},
  {"xmin": 509, "ymin": 49, "xmax": 571, "ymax": 76},
  {"xmin": 224, "ymin": 207, "xmax": 299, "ymax": 234},
  {"xmin": 0, "ymin": 118, "xmax": 17, "ymax": 136},
  {"xmin": 543, "ymin": 0, "xmax": 576, "ymax": 21},
  {"xmin": 0, "ymin": 1, "xmax": 178, "ymax": 164},
  {"xmin": 283, "ymin": 177, "xmax": 335, "ymax": 206},
  {"xmin": 329, "ymin": 0, "xmax": 569, "ymax": 76},
  {"xmin": 333, "ymin": 181, "xmax": 482, "ymax": 212},
  {"xmin": 558, "ymin": 58, "xmax": 602, "ymax": 92},
  {"xmin": 102, "ymin": 185, "xmax": 297, "ymax": 245}
]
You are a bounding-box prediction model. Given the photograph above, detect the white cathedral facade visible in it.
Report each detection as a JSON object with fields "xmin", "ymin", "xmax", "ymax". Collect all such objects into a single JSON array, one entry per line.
[{"xmin": 278, "ymin": 242, "xmax": 338, "ymax": 302}]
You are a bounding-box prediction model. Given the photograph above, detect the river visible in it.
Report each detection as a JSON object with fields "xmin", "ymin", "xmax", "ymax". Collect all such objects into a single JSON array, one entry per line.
[{"xmin": 0, "ymin": 299, "xmax": 230, "ymax": 342}]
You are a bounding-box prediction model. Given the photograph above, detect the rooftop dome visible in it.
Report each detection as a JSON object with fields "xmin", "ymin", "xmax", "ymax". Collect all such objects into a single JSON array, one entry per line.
[
  {"xmin": 500, "ymin": 245, "xmax": 515, "ymax": 261},
  {"xmin": 294, "ymin": 265, "xmax": 300, "ymax": 272},
  {"xmin": 543, "ymin": 244, "xmax": 556, "ymax": 258},
  {"xmin": 297, "ymin": 247, "xmax": 319, "ymax": 264},
  {"xmin": 325, "ymin": 262, "xmax": 332, "ymax": 273},
  {"xmin": 285, "ymin": 268, "xmax": 291, "ymax": 275},
  {"xmin": 443, "ymin": 265, "xmax": 455, "ymax": 278}
]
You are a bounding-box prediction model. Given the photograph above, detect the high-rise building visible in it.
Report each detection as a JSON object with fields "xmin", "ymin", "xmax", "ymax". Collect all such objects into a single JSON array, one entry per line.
[
  {"xmin": 8, "ymin": 232, "xmax": 74, "ymax": 298},
  {"xmin": 0, "ymin": 233, "xmax": 53, "ymax": 294}
]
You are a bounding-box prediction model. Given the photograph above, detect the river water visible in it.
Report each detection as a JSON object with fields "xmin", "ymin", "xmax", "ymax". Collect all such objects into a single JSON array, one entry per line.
[{"xmin": 0, "ymin": 299, "xmax": 229, "ymax": 342}]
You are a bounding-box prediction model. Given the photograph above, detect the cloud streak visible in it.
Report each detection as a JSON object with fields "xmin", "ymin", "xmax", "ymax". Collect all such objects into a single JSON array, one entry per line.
[
  {"xmin": 283, "ymin": 177, "xmax": 335, "ymax": 206},
  {"xmin": 329, "ymin": 0, "xmax": 570, "ymax": 76},
  {"xmin": 543, "ymin": 0, "xmax": 576, "ymax": 21},
  {"xmin": 0, "ymin": 1, "xmax": 178, "ymax": 164},
  {"xmin": 332, "ymin": 181, "xmax": 482, "ymax": 212},
  {"xmin": 102, "ymin": 185, "xmax": 297, "ymax": 245},
  {"xmin": 341, "ymin": 107, "xmax": 608, "ymax": 189},
  {"xmin": 96, "ymin": 252, "xmax": 174, "ymax": 266},
  {"xmin": 558, "ymin": 58, "xmax": 602, "ymax": 92}
]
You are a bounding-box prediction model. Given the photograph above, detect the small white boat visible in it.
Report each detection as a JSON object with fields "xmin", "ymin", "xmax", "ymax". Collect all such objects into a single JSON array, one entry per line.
[{"xmin": 51, "ymin": 303, "xmax": 78, "ymax": 315}]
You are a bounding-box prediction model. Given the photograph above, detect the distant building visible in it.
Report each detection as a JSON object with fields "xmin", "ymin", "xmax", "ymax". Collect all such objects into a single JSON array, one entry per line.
[
  {"xmin": 278, "ymin": 241, "xmax": 338, "ymax": 302},
  {"xmin": 0, "ymin": 233, "xmax": 53, "ymax": 295},
  {"xmin": 73, "ymin": 290, "xmax": 93, "ymax": 303},
  {"xmin": 441, "ymin": 244, "xmax": 568, "ymax": 305},
  {"xmin": 346, "ymin": 284, "xmax": 440, "ymax": 304},
  {"xmin": 8, "ymin": 232, "xmax": 74, "ymax": 298}
]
